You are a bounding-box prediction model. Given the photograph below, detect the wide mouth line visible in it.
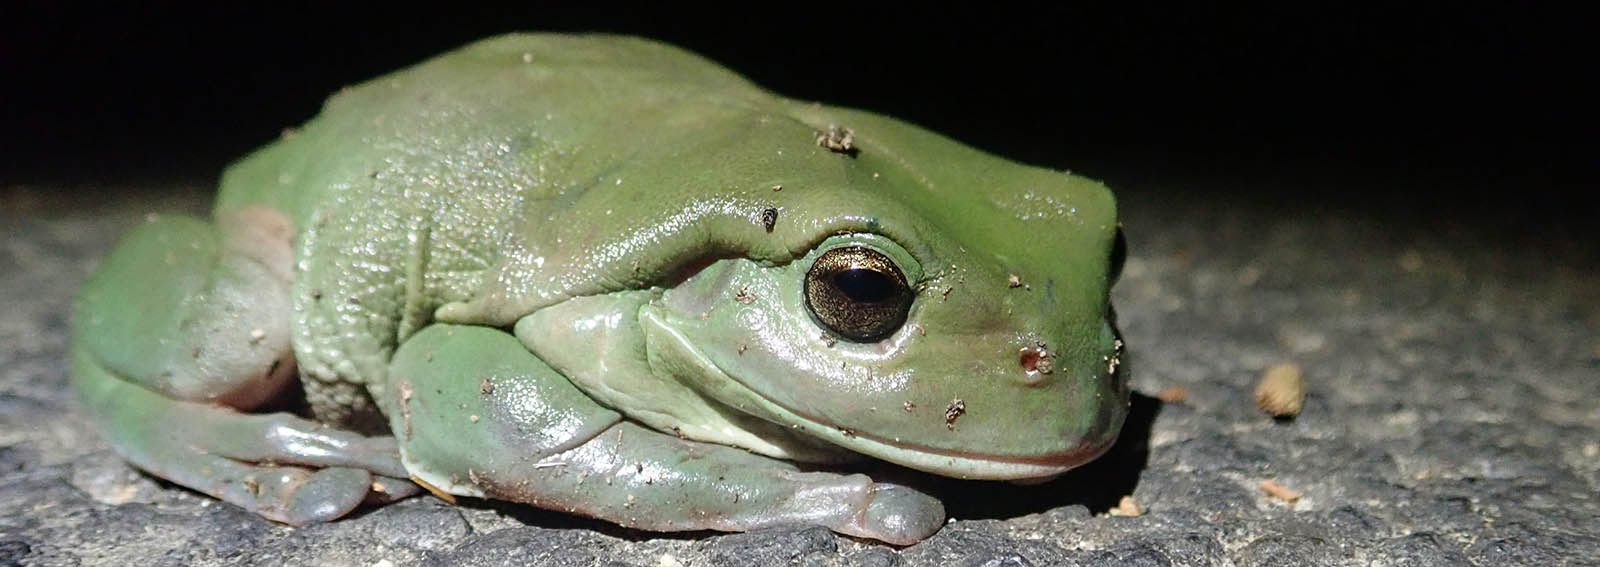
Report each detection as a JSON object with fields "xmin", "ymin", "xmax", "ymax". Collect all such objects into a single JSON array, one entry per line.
[
  {"xmin": 832, "ymin": 417, "xmax": 1116, "ymax": 468},
  {"xmin": 706, "ymin": 356, "xmax": 1113, "ymax": 469}
]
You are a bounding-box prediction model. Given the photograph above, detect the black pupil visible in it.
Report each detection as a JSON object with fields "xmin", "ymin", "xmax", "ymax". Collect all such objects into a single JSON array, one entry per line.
[{"xmin": 832, "ymin": 268, "xmax": 898, "ymax": 303}]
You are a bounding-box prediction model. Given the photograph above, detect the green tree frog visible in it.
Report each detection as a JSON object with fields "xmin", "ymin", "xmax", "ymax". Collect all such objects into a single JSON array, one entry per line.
[{"xmin": 71, "ymin": 33, "xmax": 1127, "ymax": 545}]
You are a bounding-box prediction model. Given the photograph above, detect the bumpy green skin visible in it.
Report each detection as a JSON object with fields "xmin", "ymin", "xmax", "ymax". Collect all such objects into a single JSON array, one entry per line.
[{"xmin": 71, "ymin": 34, "xmax": 1125, "ymax": 544}]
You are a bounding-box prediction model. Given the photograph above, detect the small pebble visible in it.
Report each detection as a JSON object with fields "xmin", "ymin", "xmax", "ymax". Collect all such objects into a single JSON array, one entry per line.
[
  {"xmin": 1156, "ymin": 385, "xmax": 1189, "ymax": 403},
  {"xmin": 1108, "ymin": 495, "xmax": 1143, "ymax": 516},
  {"xmin": 1256, "ymin": 362, "xmax": 1306, "ymax": 418},
  {"xmin": 1259, "ymin": 479, "xmax": 1302, "ymax": 502}
]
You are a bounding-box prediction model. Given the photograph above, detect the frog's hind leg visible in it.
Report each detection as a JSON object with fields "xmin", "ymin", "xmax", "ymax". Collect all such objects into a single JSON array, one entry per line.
[
  {"xmin": 387, "ymin": 324, "xmax": 945, "ymax": 545},
  {"xmin": 72, "ymin": 209, "xmax": 412, "ymax": 524}
]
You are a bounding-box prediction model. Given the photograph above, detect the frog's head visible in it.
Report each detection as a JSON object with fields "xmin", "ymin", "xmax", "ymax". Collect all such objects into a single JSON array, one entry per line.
[
  {"xmin": 470, "ymin": 92, "xmax": 1127, "ymax": 480},
  {"xmin": 624, "ymin": 105, "xmax": 1127, "ymax": 480}
]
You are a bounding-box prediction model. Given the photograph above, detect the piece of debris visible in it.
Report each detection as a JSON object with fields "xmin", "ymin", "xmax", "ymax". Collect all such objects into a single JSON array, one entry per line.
[
  {"xmin": 1259, "ymin": 479, "xmax": 1302, "ymax": 502},
  {"xmin": 816, "ymin": 125, "xmax": 856, "ymax": 154},
  {"xmin": 1155, "ymin": 385, "xmax": 1189, "ymax": 403},
  {"xmin": 1108, "ymin": 495, "xmax": 1143, "ymax": 517},
  {"xmin": 1255, "ymin": 362, "xmax": 1306, "ymax": 418},
  {"xmin": 761, "ymin": 207, "xmax": 778, "ymax": 232},
  {"xmin": 944, "ymin": 398, "xmax": 966, "ymax": 429},
  {"xmin": 820, "ymin": 333, "xmax": 836, "ymax": 347},
  {"xmin": 397, "ymin": 380, "xmax": 415, "ymax": 438},
  {"xmin": 1105, "ymin": 338, "xmax": 1124, "ymax": 376},
  {"xmin": 903, "ymin": 401, "xmax": 917, "ymax": 412},
  {"xmin": 735, "ymin": 286, "xmax": 756, "ymax": 304},
  {"xmin": 771, "ymin": 184, "xmax": 783, "ymax": 192},
  {"xmin": 480, "ymin": 377, "xmax": 494, "ymax": 395},
  {"xmin": 411, "ymin": 475, "xmax": 457, "ymax": 504},
  {"xmin": 1007, "ymin": 274, "xmax": 1023, "ymax": 288}
]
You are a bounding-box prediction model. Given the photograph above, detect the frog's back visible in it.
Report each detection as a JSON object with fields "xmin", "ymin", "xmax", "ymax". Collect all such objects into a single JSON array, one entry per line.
[{"xmin": 213, "ymin": 33, "xmax": 767, "ymax": 228}]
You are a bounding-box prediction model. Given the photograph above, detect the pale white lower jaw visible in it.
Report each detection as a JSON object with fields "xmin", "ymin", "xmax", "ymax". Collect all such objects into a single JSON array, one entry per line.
[{"xmin": 641, "ymin": 307, "xmax": 1103, "ymax": 480}]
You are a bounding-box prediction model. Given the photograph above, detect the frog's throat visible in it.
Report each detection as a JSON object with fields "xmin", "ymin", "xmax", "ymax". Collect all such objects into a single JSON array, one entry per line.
[{"xmin": 640, "ymin": 310, "xmax": 1115, "ymax": 480}]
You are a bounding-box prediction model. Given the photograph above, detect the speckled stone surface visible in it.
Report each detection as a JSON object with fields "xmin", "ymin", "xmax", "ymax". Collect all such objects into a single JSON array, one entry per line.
[{"xmin": 2, "ymin": 182, "xmax": 1596, "ymax": 566}]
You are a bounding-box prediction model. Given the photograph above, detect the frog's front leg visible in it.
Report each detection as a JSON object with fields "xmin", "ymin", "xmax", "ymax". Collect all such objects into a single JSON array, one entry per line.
[
  {"xmin": 72, "ymin": 209, "xmax": 415, "ymax": 524},
  {"xmin": 387, "ymin": 324, "xmax": 945, "ymax": 545}
]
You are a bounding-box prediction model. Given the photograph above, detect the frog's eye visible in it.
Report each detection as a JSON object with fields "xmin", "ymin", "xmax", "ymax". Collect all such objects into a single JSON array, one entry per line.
[{"xmin": 804, "ymin": 246, "xmax": 913, "ymax": 342}]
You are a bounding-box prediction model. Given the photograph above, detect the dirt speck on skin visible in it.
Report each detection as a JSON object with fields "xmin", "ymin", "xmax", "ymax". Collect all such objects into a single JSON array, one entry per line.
[
  {"xmin": 1255, "ymin": 363, "xmax": 1306, "ymax": 418},
  {"xmin": 397, "ymin": 380, "xmax": 415, "ymax": 438},
  {"xmin": 944, "ymin": 398, "xmax": 966, "ymax": 429},
  {"xmin": 761, "ymin": 207, "xmax": 778, "ymax": 232},
  {"xmin": 815, "ymin": 125, "xmax": 856, "ymax": 155},
  {"xmin": 735, "ymin": 287, "xmax": 756, "ymax": 304}
]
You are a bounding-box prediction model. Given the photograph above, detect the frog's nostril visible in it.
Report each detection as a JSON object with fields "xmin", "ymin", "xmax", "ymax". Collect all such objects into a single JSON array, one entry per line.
[
  {"xmin": 1019, "ymin": 348, "xmax": 1044, "ymax": 373},
  {"xmin": 1017, "ymin": 340, "xmax": 1054, "ymax": 386}
]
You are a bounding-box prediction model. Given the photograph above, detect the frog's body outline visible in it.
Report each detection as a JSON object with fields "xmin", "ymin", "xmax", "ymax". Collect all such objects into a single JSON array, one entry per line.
[{"xmin": 71, "ymin": 33, "xmax": 1126, "ymax": 545}]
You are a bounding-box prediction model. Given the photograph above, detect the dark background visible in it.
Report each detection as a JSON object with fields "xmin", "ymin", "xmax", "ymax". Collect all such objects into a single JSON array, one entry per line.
[{"xmin": 4, "ymin": 5, "xmax": 1592, "ymax": 230}]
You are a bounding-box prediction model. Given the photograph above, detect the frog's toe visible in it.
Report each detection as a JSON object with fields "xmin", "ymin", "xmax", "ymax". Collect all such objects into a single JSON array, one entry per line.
[
  {"xmin": 853, "ymin": 483, "xmax": 946, "ymax": 545},
  {"xmin": 279, "ymin": 467, "xmax": 374, "ymax": 525},
  {"xmin": 366, "ymin": 475, "xmax": 425, "ymax": 504},
  {"xmin": 166, "ymin": 450, "xmax": 373, "ymax": 525}
]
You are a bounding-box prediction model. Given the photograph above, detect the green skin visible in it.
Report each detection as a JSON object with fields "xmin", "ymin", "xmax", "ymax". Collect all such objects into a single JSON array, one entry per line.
[{"xmin": 71, "ymin": 34, "xmax": 1126, "ymax": 545}]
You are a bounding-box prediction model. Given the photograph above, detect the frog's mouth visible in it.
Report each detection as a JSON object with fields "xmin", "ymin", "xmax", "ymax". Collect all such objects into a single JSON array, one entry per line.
[
  {"xmin": 641, "ymin": 310, "xmax": 1124, "ymax": 480},
  {"xmin": 720, "ymin": 370, "xmax": 1117, "ymax": 480},
  {"xmin": 793, "ymin": 409, "xmax": 1120, "ymax": 480}
]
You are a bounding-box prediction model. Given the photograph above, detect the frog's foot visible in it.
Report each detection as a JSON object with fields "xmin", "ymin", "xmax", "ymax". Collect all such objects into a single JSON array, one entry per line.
[
  {"xmin": 71, "ymin": 211, "xmax": 411, "ymax": 524},
  {"xmin": 388, "ymin": 324, "xmax": 945, "ymax": 545},
  {"xmin": 508, "ymin": 422, "xmax": 946, "ymax": 545}
]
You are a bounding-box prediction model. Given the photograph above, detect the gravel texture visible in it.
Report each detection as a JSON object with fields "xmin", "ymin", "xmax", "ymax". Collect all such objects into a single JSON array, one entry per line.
[{"xmin": 2, "ymin": 182, "xmax": 1596, "ymax": 566}]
